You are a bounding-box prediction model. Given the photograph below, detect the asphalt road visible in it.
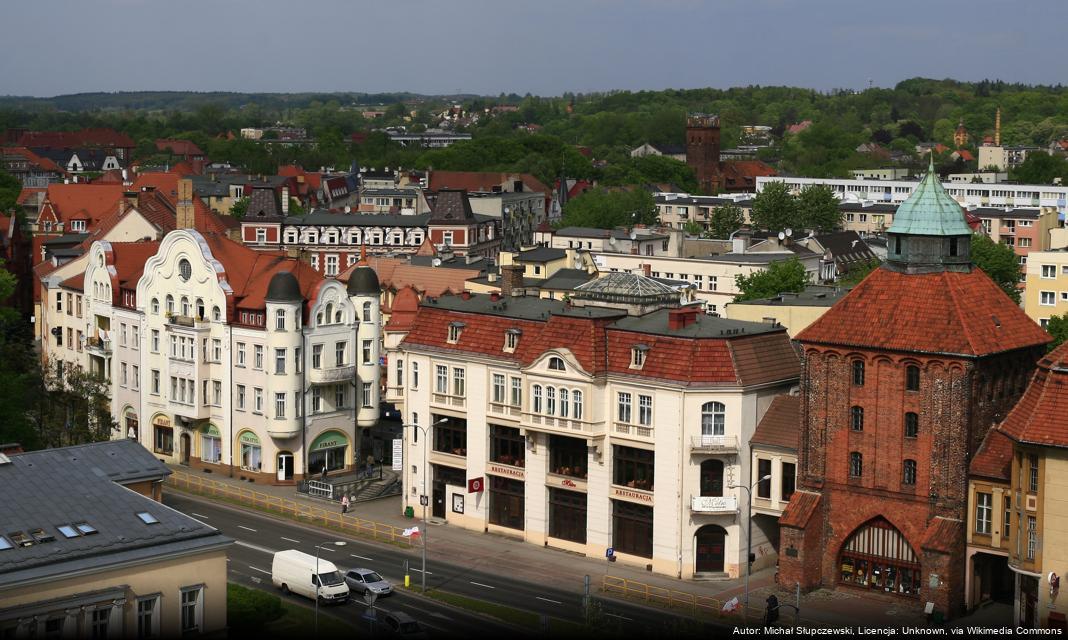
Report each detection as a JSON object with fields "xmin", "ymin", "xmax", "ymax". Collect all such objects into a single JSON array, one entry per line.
[{"xmin": 164, "ymin": 492, "xmax": 720, "ymax": 638}]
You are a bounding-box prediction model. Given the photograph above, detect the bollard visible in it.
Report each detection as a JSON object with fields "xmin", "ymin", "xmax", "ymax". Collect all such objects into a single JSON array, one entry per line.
[{"xmin": 404, "ymin": 559, "xmax": 410, "ymax": 588}]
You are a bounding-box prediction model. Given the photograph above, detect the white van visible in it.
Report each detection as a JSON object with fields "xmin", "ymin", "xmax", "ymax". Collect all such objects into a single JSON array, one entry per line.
[{"xmin": 271, "ymin": 549, "xmax": 350, "ymax": 604}]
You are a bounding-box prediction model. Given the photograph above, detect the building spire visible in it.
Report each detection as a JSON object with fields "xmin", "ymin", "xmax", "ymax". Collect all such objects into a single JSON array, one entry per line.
[{"xmin": 358, "ymin": 243, "xmax": 368, "ymax": 266}]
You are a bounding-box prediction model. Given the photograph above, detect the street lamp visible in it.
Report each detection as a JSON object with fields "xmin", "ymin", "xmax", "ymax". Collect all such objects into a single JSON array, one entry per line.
[
  {"xmin": 729, "ymin": 474, "xmax": 772, "ymax": 619},
  {"xmin": 403, "ymin": 417, "xmax": 449, "ymax": 593},
  {"xmin": 315, "ymin": 540, "xmax": 346, "ymax": 633}
]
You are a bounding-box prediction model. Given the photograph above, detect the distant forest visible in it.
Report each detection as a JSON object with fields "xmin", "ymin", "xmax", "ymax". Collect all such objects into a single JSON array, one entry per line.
[{"xmin": 3, "ymin": 78, "xmax": 1068, "ymax": 187}]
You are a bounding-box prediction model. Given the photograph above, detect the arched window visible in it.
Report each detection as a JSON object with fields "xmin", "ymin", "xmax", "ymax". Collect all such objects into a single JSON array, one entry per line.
[
  {"xmin": 212, "ymin": 305, "xmax": 221, "ymax": 321},
  {"xmin": 363, "ymin": 301, "xmax": 372, "ymax": 322},
  {"xmin": 849, "ymin": 452, "xmax": 863, "ymax": 477},
  {"xmin": 196, "ymin": 298, "xmax": 205, "ymax": 320},
  {"xmin": 852, "ymin": 360, "xmax": 865, "ymax": 386},
  {"xmin": 546, "ymin": 386, "xmax": 556, "ymax": 415},
  {"xmin": 151, "ymin": 298, "xmax": 159, "ymax": 314},
  {"xmin": 701, "ymin": 402, "xmax": 725, "ymax": 437},
  {"xmin": 905, "ymin": 365, "xmax": 920, "ymax": 392},
  {"xmin": 532, "ymin": 385, "xmax": 543, "ymax": 413},
  {"xmin": 548, "ymin": 356, "xmax": 565, "ymax": 371},
  {"xmin": 335, "ymin": 309, "xmax": 343, "ymax": 324},
  {"xmin": 903, "ymin": 459, "xmax": 917, "ymax": 485},
  {"xmin": 559, "ymin": 389, "xmax": 569, "ymax": 418},
  {"xmin": 905, "ymin": 412, "xmax": 919, "ymax": 438},
  {"xmin": 572, "ymin": 390, "xmax": 583, "ymax": 420},
  {"xmin": 851, "ymin": 406, "xmax": 864, "ymax": 431},
  {"xmin": 181, "ymin": 296, "xmax": 190, "ymax": 317},
  {"xmin": 316, "ymin": 312, "xmax": 323, "ymax": 326},
  {"xmin": 165, "ymin": 295, "xmax": 174, "ymax": 314},
  {"xmin": 325, "ymin": 303, "xmax": 333, "ymax": 324}
]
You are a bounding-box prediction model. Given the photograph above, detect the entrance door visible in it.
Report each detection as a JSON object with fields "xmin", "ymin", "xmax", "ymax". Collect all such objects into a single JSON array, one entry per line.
[
  {"xmin": 277, "ymin": 453, "xmax": 293, "ymax": 481},
  {"xmin": 695, "ymin": 525, "xmax": 726, "ymax": 573},
  {"xmin": 179, "ymin": 433, "xmax": 191, "ymax": 465},
  {"xmin": 433, "ymin": 481, "xmax": 446, "ymax": 519}
]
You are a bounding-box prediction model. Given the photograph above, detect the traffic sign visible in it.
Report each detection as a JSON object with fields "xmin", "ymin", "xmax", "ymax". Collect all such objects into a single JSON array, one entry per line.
[
  {"xmin": 420, "ymin": 495, "xmax": 429, "ymax": 506},
  {"xmin": 468, "ymin": 477, "xmax": 484, "ymax": 493}
]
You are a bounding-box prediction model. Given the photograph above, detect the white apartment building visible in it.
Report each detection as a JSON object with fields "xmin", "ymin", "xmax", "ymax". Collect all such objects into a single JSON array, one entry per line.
[
  {"xmin": 757, "ymin": 175, "xmax": 1068, "ymax": 213},
  {"xmin": 41, "ymin": 229, "xmax": 382, "ymax": 483},
  {"xmin": 386, "ymin": 275, "xmax": 800, "ymax": 579}
]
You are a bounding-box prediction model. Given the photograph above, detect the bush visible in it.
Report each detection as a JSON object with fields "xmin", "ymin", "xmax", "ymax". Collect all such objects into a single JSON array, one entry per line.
[{"xmin": 227, "ymin": 583, "xmax": 285, "ymax": 633}]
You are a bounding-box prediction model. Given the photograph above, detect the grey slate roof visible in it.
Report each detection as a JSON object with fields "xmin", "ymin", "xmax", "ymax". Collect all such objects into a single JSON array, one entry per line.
[
  {"xmin": 0, "ymin": 440, "xmax": 230, "ymax": 588},
  {"xmin": 516, "ymin": 247, "xmax": 567, "ymax": 263},
  {"xmin": 611, "ymin": 308, "xmax": 784, "ymax": 338},
  {"xmin": 538, "ymin": 269, "xmax": 596, "ymax": 291}
]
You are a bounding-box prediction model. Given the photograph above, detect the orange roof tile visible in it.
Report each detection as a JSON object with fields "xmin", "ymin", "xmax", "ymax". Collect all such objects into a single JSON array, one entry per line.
[
  {"xmin": 779, "ymin": 491, "xmax": 820, "ymax": 528},
  {"xmin": 429, "ymin": 171, "xmax": 549, "ymax": 196},
  {"xmin": 797, "ymin": 266, "xmax": 1050, "ymax": 357},
  {"xmin": 921, "ymin": 517, "xmax": 962, "ymax": 554},
  {"xmin": 997, "ymin": 341, "xmax": 1068, "ymax": 449},
  {"xmin": 40, "ymin": 183, "xmax": 124, "ymax": 228},
  {"xmin": 338, "ymin": 257, "xmax": 479, "ymax": 299},
  {"xmin": 970, "ymin": 428, "xmax": 1013, "ymax": 481},
  {"xmin": 751, "ymin": 395, "xmax": 801, "ymax": 450}
]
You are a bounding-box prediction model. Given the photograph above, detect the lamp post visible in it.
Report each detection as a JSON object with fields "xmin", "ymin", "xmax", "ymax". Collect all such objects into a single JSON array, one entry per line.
[
  {"xmin": 315, "ymin": 540, "xmax": 346, "ymax": 633},
  {"xmin": 403, "ymin": 417, "xmax": 449, "ymax": 593},
  {"xmin": 729, "ymin": 474, "xmax": 772, "ymax": 620}
]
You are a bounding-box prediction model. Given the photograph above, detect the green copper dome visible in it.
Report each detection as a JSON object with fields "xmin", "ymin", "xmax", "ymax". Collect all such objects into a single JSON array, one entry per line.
[{"xmin": 888, "ymin": 158, "xmax": 972, "ymax": 236}]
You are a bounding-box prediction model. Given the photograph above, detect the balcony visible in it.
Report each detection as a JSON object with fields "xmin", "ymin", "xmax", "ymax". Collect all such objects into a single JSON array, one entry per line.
[
  {"xmin": 690, "ymin": 495, "xmax": 739, "ymax": 514},
  {"xmin": 166, "ymin": 315, "xmax": 196, "ymax": 328},
  {"xmin": 488, "ymin": 402, "xmax": 522, "ymax": 421},
  {"xmin": 431, "ymin": 392, "xmax": 466, "ymax": 409},
  {"xmin": 307, "ymin": 364, "xmax": 356, "ymax": 385},
  {"xmin": 690, "ymin": 435, "xmax": 738, "ymax": 454},
  {"xmin": 524, "ymin": 413, "xmax": 600, "ymax": 435},
  {"xmin": 267, "ymin": 417, "xmax": 300, "ymax": 439},
  {"xmin": 613, "ymin": 422, "xmax": 653, "ymax": 440},
  {"xmin": 85, "ymin": 336, "xmax": 112, "ymax": 355}
]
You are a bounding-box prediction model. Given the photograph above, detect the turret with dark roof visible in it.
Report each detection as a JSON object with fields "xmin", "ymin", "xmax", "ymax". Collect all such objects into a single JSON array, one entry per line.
[
  {"xmin": 265, "ymin": 270, "xmax": 303, "ymax": 303},
  {"xmin": 885, "ymin": 157, "xmax": 973, "ymax": 274}
]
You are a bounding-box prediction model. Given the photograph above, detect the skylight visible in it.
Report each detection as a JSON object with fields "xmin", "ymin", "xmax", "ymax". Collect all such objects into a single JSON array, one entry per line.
[
  {"xmin": 30, "ymin": 528, "xmax": 56, "ymax": 544},
  {"xmin": 75, "ymin": 523, "xmax": 98, "ymax": 536},
  {"xmin": 0, "ymin": 536, "xmax": 12, "ymax": 550},
  {"xmin": 57, "ymin": 525, "xmax": 79, "ymax": 538},
  {"xmin": 137, "ymin": 512, "xmax": 160, "ymax": 525}
]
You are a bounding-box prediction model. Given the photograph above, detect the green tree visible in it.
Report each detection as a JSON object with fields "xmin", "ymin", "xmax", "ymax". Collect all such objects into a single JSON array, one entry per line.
[
  {"xmin": 750, "ymin": 181, "xmax": 798, "ymax": 232},
  {"xmin": 796, "ymin": 184, "xmax": 841, "ymax": 232},
  {"xmin": 34, "ymin": 362, "xmax": 117, "ymax": 448},
  {"xmin": 1011, "ymin": 152, "xmax": 1068, "ymax": 185},
  {"xmin": 1046, "ymin": 314, "xmax": 1068, "ymax": 351},
  {"xmin": 0, "ymin": 170, "xmax": 20, "ymax": 212},
  {"xmin": 971, "ymin": 233, "xmax": 1022, "ymax": 304},
  {"xmin": 682, "ymin": 220, "xmax": 705, "ymax": 236},
  {"xmin": 733, "ymin": 257, "xmax": 811, "ymax": 302},
  {"xmin": 838, "ymin": 259, "xmax": 881, "ymax": 286},
  {"xmin": 709, "ymin": 204, "xmax": 745, "ymax": 238},
  {"xmin": 287, "ymin": 198, "xmax": 305, "ymax": 215},
  {"xmin": 560, "ymin": 188, "xmax": 656, "ymax": 229},
  {"xmin": 230, "ymin": 196, "xmax": 250, "ymax": 219}
]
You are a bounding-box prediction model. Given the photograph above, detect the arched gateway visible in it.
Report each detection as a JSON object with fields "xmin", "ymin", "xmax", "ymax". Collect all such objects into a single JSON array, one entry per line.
[{"xmin": 838, "ymin": 518, "xmax": 921, "ymax": 597}]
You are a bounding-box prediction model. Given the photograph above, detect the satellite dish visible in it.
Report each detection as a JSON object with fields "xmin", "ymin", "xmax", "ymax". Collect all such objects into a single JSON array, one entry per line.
[
  {"xmin": 629, "ymin": 232, "xmax": 637, "ymax": 241},
  {"xmin": 573, "ymin": 256, "xmax": 584, "ymax": 268},
  {"xmin": 777, "ymin": 231, "xmax": 786, "ymax": 241},
  {"xmin": 432, "ymin": 258, "xmax": 442, "ymax": 267},
  {"xmin": 344, "ymin": 206, "xmax": 351, "ymax": 213},
  {"xmin": 785, "ymin": 228, "xmax": 793, "ymax": 237},
  {"xmin": 609, "ymin": 237, "xmax": 617, "ymax": 246}
]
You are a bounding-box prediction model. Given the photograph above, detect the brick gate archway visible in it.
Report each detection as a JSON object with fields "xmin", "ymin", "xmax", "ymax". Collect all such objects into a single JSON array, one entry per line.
[{"xmin": 837, "ymin": 517, "xmax": 922, "ymax": 598}]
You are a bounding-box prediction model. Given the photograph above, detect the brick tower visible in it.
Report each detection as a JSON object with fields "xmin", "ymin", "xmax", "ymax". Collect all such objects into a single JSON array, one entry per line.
[
  {"xmin": 777, "ymin": 158, "xmax": 1050, "ymax": 619},
  {"xmin": 686, "ymin": 113, "xmax": 721, "ymax": 195}
]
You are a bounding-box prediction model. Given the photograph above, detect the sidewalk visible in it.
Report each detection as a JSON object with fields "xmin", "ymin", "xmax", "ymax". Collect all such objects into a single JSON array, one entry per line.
[{"xmin": 166, "ymin": 464, "xmax": 926, "ymax": 628}]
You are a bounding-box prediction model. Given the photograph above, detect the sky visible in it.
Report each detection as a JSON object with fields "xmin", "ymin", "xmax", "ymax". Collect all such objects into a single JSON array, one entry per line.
[{"xmin": 2, "ymin": 0, "xmax": 1066, "ymax": 97}]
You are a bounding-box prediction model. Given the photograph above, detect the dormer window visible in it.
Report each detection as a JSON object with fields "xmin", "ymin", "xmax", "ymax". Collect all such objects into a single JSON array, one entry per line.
[
  {"xmin": 448, "ymin": 322, "xmax": 465, "ymax": 343},
  {"xmin": 504, "ymin": 328, "xmax": 521, "ymax": 352},
  {"xmin": 548, "ymin": 356, "xmax": 565, "ymax": 371},
  {"xmin": 630, "ymin": 344, "xmax": 649, "ymax": 369}
]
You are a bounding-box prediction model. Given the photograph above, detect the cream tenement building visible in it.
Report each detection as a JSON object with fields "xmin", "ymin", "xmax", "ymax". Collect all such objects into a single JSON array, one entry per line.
[{"xmin": 385, "ymin": 274, "xmax": 800, "ymax": 579}]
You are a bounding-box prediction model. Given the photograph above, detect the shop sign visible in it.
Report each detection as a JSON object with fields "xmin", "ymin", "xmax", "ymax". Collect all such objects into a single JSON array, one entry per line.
[
  {"xmin": 468, "ymin": 477, "xmax": 484, "ymax": 493},
  {"xmin": 487, "ymin": 462, "xmax": 525, "ymax": 481},
  {"xmin": 239, "ymin": 431, "xmax": 261, "ymax": 445},
  {"xmin": 691, "ymin": 496, "xmax": 738, "ymax": 513},
  {"xmin": 611, "ymin": 485, "xmax": 654, "ymax": 505},
  {"xmin": 152, "ymin": 415, "xmax": 171, "ymax": 428},
  {"xmin": 548, "ymin": 474, "xmax": 588, "ymax": 493}
]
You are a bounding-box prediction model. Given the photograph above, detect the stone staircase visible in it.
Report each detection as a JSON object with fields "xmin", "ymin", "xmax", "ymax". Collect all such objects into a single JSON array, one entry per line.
[{"xmin": 300, "ymin": 467, "xmax": 402, "ymax": 504}]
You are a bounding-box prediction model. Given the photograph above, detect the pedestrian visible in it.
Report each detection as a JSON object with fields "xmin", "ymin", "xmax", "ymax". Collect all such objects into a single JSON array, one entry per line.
[
  {"xmin": 366, "ymin": 454, "xmax": 374, "ymax": 474},
  {"xmin": 341, "ymin": 494, "xmax": 350, "ymax": 514},
  {"xmin": 320, "ymin": 466, "xmax": 327, "ymax": 482}
]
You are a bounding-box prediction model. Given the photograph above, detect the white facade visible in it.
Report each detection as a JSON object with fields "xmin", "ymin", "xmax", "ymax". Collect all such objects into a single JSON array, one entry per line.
[{"xmin": 55, "ymin": 230, "xmax": 382, "ymax": 482}]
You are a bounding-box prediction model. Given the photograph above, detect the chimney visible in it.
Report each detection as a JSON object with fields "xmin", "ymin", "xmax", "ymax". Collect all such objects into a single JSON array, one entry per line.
[
  {"xmin": 177, "ymin": 178, "xmax": 195, "ymax": 230},
  {"xmin": 461, "ymin": 291, "xmax": 472, "ymax": 300},
  {"xmin": 281, "ymin": 186, "xmax": 290, "ymax": 214},
  {"xmin": 995, "ymin": 107, "xmax": 1001, "ymax": 147},
  {"xmin": 490, "ymin": 292, "xmax": 501, "ymax": 301},
  {"xmin": 667, "ymin": 307, "xmax": 700, "ymax": 330},
  {"xmin": 732, "ymin": 235, "xmax": 749, "ymax": 254},
  {"xmin": 123, "ymin": 190, "xmax": 137, "ymax": 207},
  {"xmin": 642, "ymin": 263, "xmax": 651, "ymax": 278},
  {"xmin": 500, "ymin": 264, "xmax": 525, "ymax": 297}
]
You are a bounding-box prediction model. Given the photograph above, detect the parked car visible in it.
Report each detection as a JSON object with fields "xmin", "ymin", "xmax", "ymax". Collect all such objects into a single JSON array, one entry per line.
[
  {"xmin": 380, "ymin": 611, "xmax": 428, "ymax": 639},
  {"xmin": 271, "ymin": 549, "xmax": 349, "ymax": 604},
  {"xmin": 345, "ymin": 568, "xmax": 393, "ymax": 596}
]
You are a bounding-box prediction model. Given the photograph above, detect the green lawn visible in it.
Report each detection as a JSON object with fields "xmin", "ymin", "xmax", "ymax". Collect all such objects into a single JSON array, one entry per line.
[
  {"xmin": 264, "ymin": 600, "xmax": 357, "ymax": 637},
  {"xmin": 228, "ymin": 582, "xmax": 358, "ymax": 638}
]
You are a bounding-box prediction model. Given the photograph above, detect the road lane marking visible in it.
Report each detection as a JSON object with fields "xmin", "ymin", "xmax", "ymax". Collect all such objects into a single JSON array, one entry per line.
[
  {"xmin": 238, "ymin": 525, "xmax": 257, "ymax": 532},
  {"xmin": 536, "ymin": 597, "xmax": 562, "ymax": 604},
  {"xmin": 410, "ymin": 568, "xmax": 434, "ymax": 575},
  {"xmin": 604, "ymin": 613, "xmax": 633, "ymax": 621},
  {"xmin": 235, "ymin": 540, "xmax": 276, "ymax": 555},
  {"xmin": 249, "ymin": 566, "xmax": 270, "ymax": 575},
  {"xmin": 318, "ymin": 546, "xmax": 336, "ymax": 552},
  {"xmin": 280, "ymin": 537, "xmax": 301, "ymax": 544},
  {"xmin": 350, "ymin": 554, "xmax": 374, "ymax": 561},
  {"xmin": 469, "ymin": 581, "xmax": 495, "ymax": 589},
  {"xmin": 191, "ymin": 513, "xmax": 210, "ymax": 519}
]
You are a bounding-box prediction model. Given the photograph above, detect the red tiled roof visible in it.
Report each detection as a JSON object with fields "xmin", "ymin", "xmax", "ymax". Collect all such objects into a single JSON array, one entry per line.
[
  {"xmin": 198, "ymin": 234, "xmax": 322, "ymax": 312},
  {"xmin": 428, "ymin": 171, "xmax": 549, "ymax": 197},
  {"xmin": 970, "ymin": 428, "xmax": 1013, "ymax": 481},
  {"xmin": 105, "ymin": 241, "xmax": 163, "ymax": 288},
  {"xmin": 751, "ymin": 395, "xmax": 801, "ymax": 450},
  {"xmin": 956, "ymin": 149, "xmax": 975, "ymax": 162},
  {"xmin": 16, "ymin": 187, "xmax": 45, "ymax": 205},
  {"xmin": 786, "ymin": 120, "xmax": 812, "ymax": 135},
  {"xmin": 997, "ymin": 341, "xmax": 1068, "ymax": 448},
  {"xmin": 60, "ymin": 272, "xmax": 84, "ymax": 291},
  {"xmin": 720, "ymin": 160, "xmax": 777, "ymax": 187},
  {"xmin": 39, "ymin": 183, "xmax": 125, "ymax": 228},
  {"xmin": 156, "ymin": 139, "xmax": 204, "ymax": 157},
  {"xmin": 796, "ymin": 266, "xmax": 1051, "ymax": 357},
  {"xmin": 921, "ymin": 517, "xmax": 962, "ymax": 554},
  {"xmin": 5, "ymin": 146, "xmax": 64, "ymax": 174},
  {"xmin": 399, "ymin": 304, "xmax": 546, "ymax": 366},
  {"xmin": 779, "ymin": 491, "xmax": 820, "ymax": 528},
  {"xmin": 384, "ymin": 286, "xmax": 420, "ymax": 331},
  {"xmin": 18, "ymin": 128, "xmax": 134, "ymax": 149},
  {"xmin": 339, "ymin": 257, "xmax": 479, "ymax": 299}
]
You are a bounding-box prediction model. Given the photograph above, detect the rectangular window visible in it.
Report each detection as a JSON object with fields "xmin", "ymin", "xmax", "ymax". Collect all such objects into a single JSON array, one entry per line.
[
  {"xmin": 275, "ymin": 393, "xmax": 286, "ymax": 418},
  {"xmin": 312, "ymin": 387, "xmax": 322, "ymax": 413},
  {"xmin": 1042, "ymin": 265, "xmax": 1057, "ymax": 279},
  {"xmin": 436, "ymin": 365, "xmax": 448, "ymax": 394},
  {"xmin": 212, "ymin": 339, "xmax": 221, "ymax": 362},
  {"xmin": 453, "ymin": 368, "xmax": 465, "ymax": 397},
  {"xmin": 489, "ymin": 476, "xmax": 525, "ymax": 530},
  {"xmin": 236, "ymin": 384, "xmax": 246, "ymax": 410},
  {"xmin": 396, "ymin": 359, "xmax": 404, "ymax": 387},
  {"xmin": 757, "ymin": 458, "xmax": 772, "ymax": 499},
  {"xmin": 510, "ymin": 377, "xmax": 522, "ymax": 407},
  {"xmin": 362, "ymin": 339, "xmax": 373, "ymax": 365},
  {"xmin": 492, "ymin": 373, "xmax": 505, "ymax": 404},
  {"xmin": 120, "ymin": 363, "xmax": 128, "ymax": 387},
  {"xmin": 275, "ymin": 348, "xmax": 286, "ymax": 374},
  {"xmin": 617, "ymin": 392, "xmax": 632, "ymax": 423},
  {"xmin": 335, "ymin": 341, "xmax": 346, "ymax": 366},
  {"xmin": 613, "ymin": 445, "xmax": 653, "ymax": 491},
  {"xmin": 490, "ymin": 424, "xmax": 525, "ymax": 467},
  {"xmin": 295, "ymin": 347, "xmax": 302, "ymax": 373},
  {"xmin": 411, "ymin": 362, "xmax": 419, "ymax": 389},
  {"xmin": 362, "ymin": 382, "xmax": 373, "ymax": 407},
  {"xmin": 276, "ymin": 308, "xmax": 286, "ymax": 330},
  {"xmin": 638, "ymin": 395, "xmax": 652, "ymax": 426},
  {"xmin": 151, "ymin": 369, "xmax": 160, "ymax": 394},
  {"xmin": 180, "ymin": 587, "xmax": 202, "ymax": 634},
  {"xmin": 1027, "ymin": 516, "xmax": 1037, "ymax": 560},
  {"xmin": 137, "ymin": 596, "xmax": 159, "ymax": 638},
  {"xmin": 154, "ymin": 426, "xmax": 173, "ymax": 454},
  {"xmin": 549, "ymin": 488, "xmax": 587, "ymax": 543},
  {"xmin": 254, "ymin": 345, "xmax": 264, "ymax": 369},
  {"xmin": 312, "ymin": 344, "xmax": 322, "ymax": 369},
  {"xmin": 976, "ymin": 492, "xmax": 992, "ymax": 534},
  {"xmin": 236, "ymin": 342, "xmax": 246, "ymax": 366},
  {"xmin": 151, "ymin": 329, "xmax": 159, "ymax": 353},
  {"xmin": 1041, "ymin": 291, "xmax": 1056, "ymax": 306},
  {"xmin": 612, "ymin": 500, "xmax": 653, "ymax": 558},
  {"xmin": 254, "ymin": 388, "xmax": 263, "ymax": 413},
  {"xmin": 120, "ymin": 322, "xmax": 127, "ymax": 346},
  {"xmin": 781, "ymin": 462, "xmax": 796, "ymax": 501},
  {"xmin": 170, "ymin": 335, "xmax": 178, "ymax": 357},
  {"xmin": 1029, "ymin": 454, "xmax": 1039, "ymax": 493},
  {"xmin": 132, "ymin": 365, "xmax": 140, "ymax": 391},
  {"xmin": 335, "ymin": 384, "xmax": 346, "ymax": 409},
  {"xmin": 433, "ymin": 417, "xmax": 467, "ymax": 456},
  {"xmin": 91, "ymin": 608, "xmax": 109, "ymax": 638}
]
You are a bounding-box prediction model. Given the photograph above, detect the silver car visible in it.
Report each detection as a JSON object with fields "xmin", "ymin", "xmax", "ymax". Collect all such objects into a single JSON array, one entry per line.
[{"xmin": 344, "ymin": 568, "xmax": 393, "ymax": 596}]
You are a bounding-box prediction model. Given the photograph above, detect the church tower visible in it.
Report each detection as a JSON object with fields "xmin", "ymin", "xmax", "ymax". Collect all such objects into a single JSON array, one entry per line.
[{"xmin": 776, "ymin": 158, "xmax": 1050, "ymax": 619}]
